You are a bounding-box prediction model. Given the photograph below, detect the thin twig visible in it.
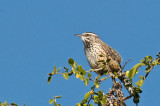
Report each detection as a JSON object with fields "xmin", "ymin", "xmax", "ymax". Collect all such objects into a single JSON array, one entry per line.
[
  {"xmin": 84, "ymin": 76, "xmax": 95, "ymax": 82},
  {"xmin": 86, "ymin": 68, "xmax": 103, "ymax": 73},
  {"xmin": 144, "ymin": 65, "xmax": 154, "ymax": 80},
  {"xmin": 109, "ymin": 71, "xmax": 124, "ymax": 106},
  {"xmin": 87, "ymin": 95, "xmax": 93, "ymax": 105},
  {"xmin": 122, "ymin": 58, "xmax": 132, "ymax": 70},
  {"xmin": 123, "ymin": 95, "xmax": 133, "ymax": 101}
]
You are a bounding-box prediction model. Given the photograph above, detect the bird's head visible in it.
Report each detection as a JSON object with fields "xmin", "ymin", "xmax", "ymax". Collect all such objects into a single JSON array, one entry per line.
[{"xmin": 75, "ymin": 32, "xmax": 99, "ymax": 43}]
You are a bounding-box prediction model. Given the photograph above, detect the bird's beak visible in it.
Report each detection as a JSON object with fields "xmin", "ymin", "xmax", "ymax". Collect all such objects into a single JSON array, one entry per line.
[{"xmin": 74, "ymin": 34, "xmax": 82, "ymax": 37}]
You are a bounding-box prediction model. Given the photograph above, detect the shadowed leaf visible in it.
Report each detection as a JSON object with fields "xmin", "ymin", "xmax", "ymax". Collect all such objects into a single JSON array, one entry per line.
[
  {"xmin": 48, "ymin": 76, "xmax": 52, "ymax": 84},
  {"xmin": 88, "ymin": 73, "xmax": 92, "ymax": 79},
  {"xmin": 68, "ymin": 58, "xmax": 74, "ymax": 66},
  {"xmin": 55, "ymin": 96, "xmax": 62, "ymax": 99}
]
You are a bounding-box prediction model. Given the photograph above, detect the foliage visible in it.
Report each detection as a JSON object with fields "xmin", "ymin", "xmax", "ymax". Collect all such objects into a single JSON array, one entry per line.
[
  {"xmin": 0, "ymin": 101, "xmax": 18, "ymax": 106},
  {"xmin": 48, "ymin": 52, "xmax": 160, "ymax": 105},
  {"xmin": 49, "ymin": 96, "xmax": 62, "ymax": 106}
]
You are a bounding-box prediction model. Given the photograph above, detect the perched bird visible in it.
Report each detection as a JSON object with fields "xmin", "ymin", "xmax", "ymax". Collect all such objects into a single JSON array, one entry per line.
[{"xmin": 75, "ymin": 32, "xmax": 122, "ymax": 75}]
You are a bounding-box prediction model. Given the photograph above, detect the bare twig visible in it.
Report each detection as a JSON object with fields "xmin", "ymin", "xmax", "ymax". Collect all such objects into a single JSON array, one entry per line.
[
  {"xmin": 123, "ymin": 95, "xmax": 133, "ymax": 101},
  {"xmin": 144, "ymin": 65, "xmax": 154, "ymax": 80},
  {"xmin": 86, "ymin": 68, "xmax": 103, "ymax": 73},
  {"xmin": 122, "ymin": 58, "xmax": 132, "ymax": 70},
  {"xmin": 87, "ymin": 95, "xmax": 93, "ymax": 105},
  {"xmin": 84, "ymin": 76, "xmax": 95, "ymax": 82}
]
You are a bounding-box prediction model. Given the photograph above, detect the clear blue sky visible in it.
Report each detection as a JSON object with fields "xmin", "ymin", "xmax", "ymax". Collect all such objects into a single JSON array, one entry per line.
[{"xmin": 0, "ymin": 0, "xmax": 160, "ymax": 106}]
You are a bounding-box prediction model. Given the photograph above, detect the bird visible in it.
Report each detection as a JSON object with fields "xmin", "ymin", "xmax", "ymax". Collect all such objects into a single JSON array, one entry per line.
[{"xmin": 75, "ymin": 32, "xmax": 122, "ymax": 75}]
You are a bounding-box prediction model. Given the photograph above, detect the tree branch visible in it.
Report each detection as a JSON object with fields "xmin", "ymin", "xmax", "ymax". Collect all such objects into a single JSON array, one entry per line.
[
  {"xmin": 144, "ymin": 65, "xmax": 154, "ymax": 80},
  {"xmin": 123, "ymin": 95, "xmax": 133, "ymax": 101},
  {"xmin": 122, "ymin": 58, "xmax": 132, "ymax": 70}
]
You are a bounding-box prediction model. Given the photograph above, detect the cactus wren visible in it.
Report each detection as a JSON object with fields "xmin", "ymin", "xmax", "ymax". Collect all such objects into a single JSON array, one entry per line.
[{"xmin": 75, "ymin": 32, "xmax": 122, "ymax": 75}]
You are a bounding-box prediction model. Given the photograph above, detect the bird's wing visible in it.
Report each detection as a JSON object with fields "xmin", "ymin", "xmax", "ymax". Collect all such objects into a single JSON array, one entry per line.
[{"xmin": 100, "ymin": 41, "xmax": 122, "ymax": 63}]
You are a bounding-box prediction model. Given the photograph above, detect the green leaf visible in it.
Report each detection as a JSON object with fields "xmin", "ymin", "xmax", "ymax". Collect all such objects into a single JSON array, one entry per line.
[
  {"xmin": 81, "ymin": 69, "xmax": 86, "ymax": 76},
  {"xmin": 113, "ymin": 72, "xmax": 117, "ymax": 76},
  {"xmin": 76, "ymin": 103, "xmax": 81, "ymax": 106},
  {"xmin": 95, "ymin": 75, "xmax": 100, "ymax": 81},
  {"xmin": 55, "ymin": 96, "xmax": 62, "ymax": 99},
  {"xmin": 125, "ymin": 71, "xmax": 129, "ymax": 78},
  {"xmin": 73, "ymin": 61, "xmax": 77, "ymax": 68},
  {"xmin": 81, "ymin": 99, "xmax": 87, "ymax": 104},
  {"xmin": 75, "ymin": 71, "xmax": 80, "ymax": 78},
  {"xmin": 72, "ymin": 67, "xmax": 76, "ymax": 74},
  {"xmin": 79, "ymin": 75, "xmax": 85, "ymax": 81},
  {"xmin": 135, "ymin": 87, "xmax": 142, "ymax": 93},
  {"xmin": 52, "ymin": 64, "xmax": 57, "ymax": 74},
  {"xmin": 136, "ymin": 69, "xmax": 139, "ymax": 74},
  {"xmin": 89, "ymin": 104, "xmax": 94, "ymax": 106},
  {"xmin": 49, "ymin": 99, "xmax": 54, "ymax": 104},
  {"xmin": 54, "ymin": 102, "xmax": 57, "ymax": 105},
  {"xmin": 88, "ymin": 73, "xmax": 92, "ymax": 79},
  {"xmin": 48, "ymin": 76, "xmax": 52, "ymax": 84},
  {"xmin": 135, "ymin": 79, "xmax": 144, "ymax": 87},
  {"xmin": 57, "ymin": 67, "xmax": 62, "ymax": 72},
  {"xmin": 93, "ymin": 95, "xmax": 99, "ymax": 103},
  {"xmin": 48, "ymin": 73, "xmax": 52, "ymax": 76},
  {"xmin": 94, "ymin": 81, "xmax": 100, "ymax": 88},
  {"xmin": 101, "ymin": 77, "xmax": 107, "ymax": 81},
  {"xmin": 57, "ymin": 104, "xmax": 61, "ymax": 106},
  {"xmin": 152, "ymin": 60, "xmax": 157, "ymax": 66},
  {"xmin": 101, "ymin": 97, "xmax": 107, "ymax": 104},
  {"xmin": 140, "ymin": 59, "xmax": 145, "ymax": 63},
  {"xmin": 77, "ymin": 65, "xmax": 82, "ymax": 72},
  {"xmin": 68, "ymin": 58, "xmax": 74, "ymax": 66},
  {"xmin": 77, "ymin": 65, "xmax": 86, "ymax": 76},
  {"xmin": 139, "ymin": 75, "xmax": 143, "ymax": 79},
  {"xmin": 97, "ymin": 90, "xmax": 103, "ymax": 98},
  {"xmin": 83, "ymin": 104, "xmax": 87, "ymax": 106},
  {"xmin": 146, "ymin": 56, "xmax": 152, "ymax": 61},
  {"xmin": 63, "ymin": 73, "xmax": 69, "ymax": 80},
  {"xmin": 84, "ymin": 78, "xmax": 89, "ymax": 86},
  {"xmin": 11, "ymin": 103, "xmax": 18, "ymax": 106},
  {"xmin": 128, "ymin": 63, "xmax": 145, "ymax": 80},
  {"xmin": 84, "ymin": 92, "xmax": 90, "ymax": 100}
]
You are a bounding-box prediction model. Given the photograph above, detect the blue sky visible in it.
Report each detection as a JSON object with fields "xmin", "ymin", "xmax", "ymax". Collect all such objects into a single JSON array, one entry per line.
[{"xmin": 0, "ymin": 0, "xmax": 160, "ymax": 106}]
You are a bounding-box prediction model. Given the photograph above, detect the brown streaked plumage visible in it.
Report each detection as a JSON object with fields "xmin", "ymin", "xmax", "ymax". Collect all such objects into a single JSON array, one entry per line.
[{"xmin": 75, "ymin": 32, "xmax": 122, "ymax": 75}]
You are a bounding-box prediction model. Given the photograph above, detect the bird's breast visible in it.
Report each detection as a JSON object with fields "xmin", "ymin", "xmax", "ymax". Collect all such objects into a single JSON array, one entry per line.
[{"xmin": 84, "ymin": 44, "xmax": 107, "ymax": 69}]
